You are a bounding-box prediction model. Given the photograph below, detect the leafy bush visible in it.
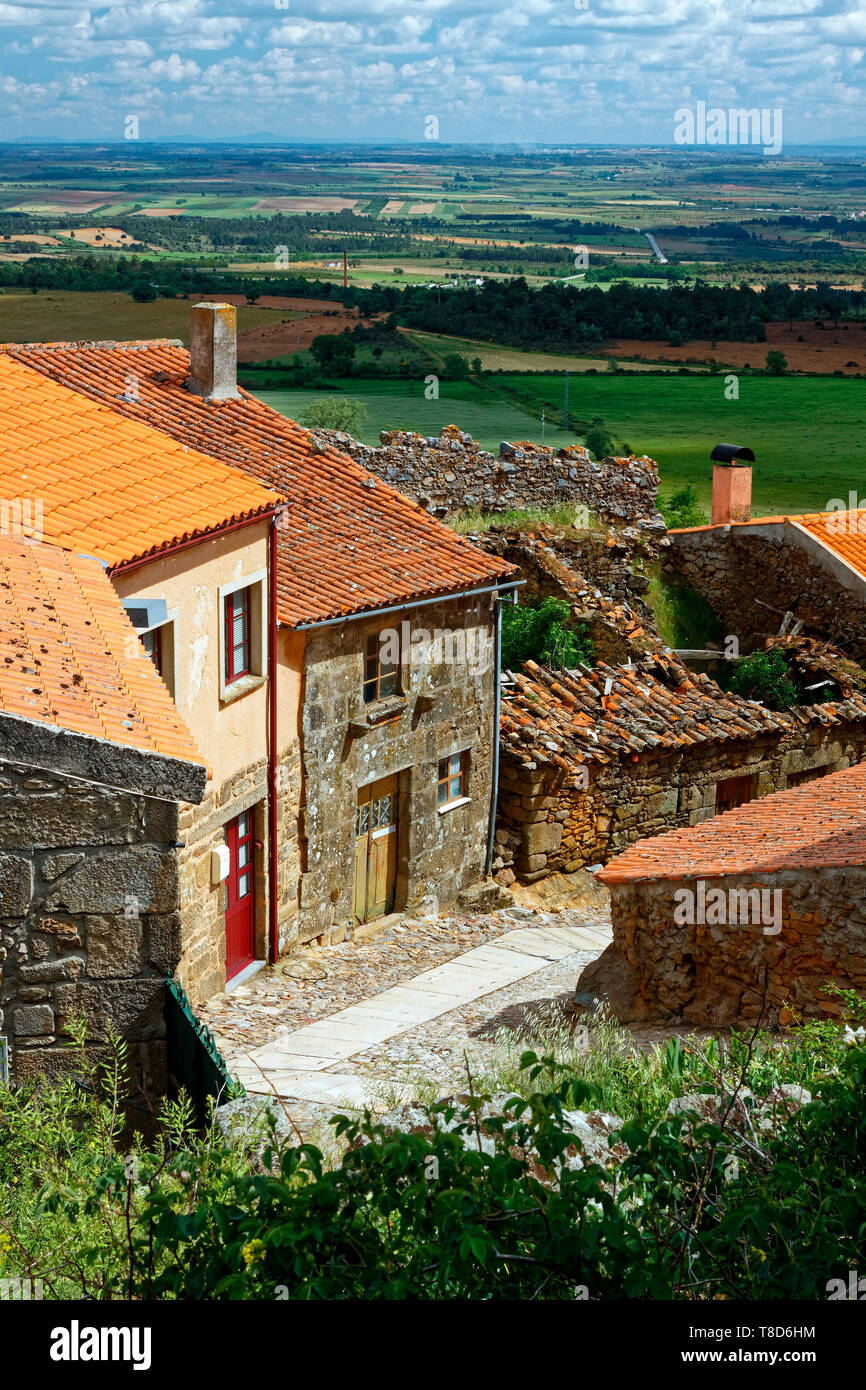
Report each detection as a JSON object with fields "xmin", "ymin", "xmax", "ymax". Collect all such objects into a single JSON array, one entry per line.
[
  {"xmin": 724, "ymin": 647, "xmax": 799, "ymax": 710},
  {"xmin": 584, "ymin": 418, "xmax": 614, "ymax": 458},
  {"xmin": 501, "ymin": 597, "xmax": 593, "ymax": 671},
  {"xmin": 3, "ymin": 1010, "xmax": 865, "ymax": 1300},
  {"xmin": 658, "ymin": 483, "xmax": 707, "ymax": 529},
  {"xmin": 299, "ymin": 395, "xmax": 369, "ymax": 435}
]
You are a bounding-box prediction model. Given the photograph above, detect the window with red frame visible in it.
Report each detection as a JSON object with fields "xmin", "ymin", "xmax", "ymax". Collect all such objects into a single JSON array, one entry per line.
[{"xmin": 224, "ymin": 587, "xmax": 251, "ymax": 685}]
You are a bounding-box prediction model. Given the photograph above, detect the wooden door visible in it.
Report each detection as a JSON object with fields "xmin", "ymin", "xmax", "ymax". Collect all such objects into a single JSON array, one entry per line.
[
  {"xmin": 353, "ymin": 775, "xmax": 398, "ymax": 923},
  {"xmin": 225, "ymin": 809, "xmax": 255, "ymax": 980}
]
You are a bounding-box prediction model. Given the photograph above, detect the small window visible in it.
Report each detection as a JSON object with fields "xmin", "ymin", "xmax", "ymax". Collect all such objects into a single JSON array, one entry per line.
[
  {"xmin": 224, "ymin": 587, "xmax": 251, "ymax": 686},
  {"xmin": 438, "ymin": 751, "xmax": 466, "ymax": 807},
  {"xmin": 363, "ymin": 630, "xmax": 399, "ymax": 705},
  {"xmin": 141, "ymin": 625, "xmax": 163, "ymax": 676},
  {"xmin": 139, "ymin": 621, "xmax": 175, "ymax": 698}
]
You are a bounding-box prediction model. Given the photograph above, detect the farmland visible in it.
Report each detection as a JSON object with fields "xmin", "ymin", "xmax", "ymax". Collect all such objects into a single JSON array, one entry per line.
[{"xmin": 258, "ymin": 371, "xmax": 866, "ymax": 518}]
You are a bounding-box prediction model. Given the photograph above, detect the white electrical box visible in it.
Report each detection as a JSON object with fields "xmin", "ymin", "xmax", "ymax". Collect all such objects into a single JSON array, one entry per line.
[{"xmin": 211, "ymin": 844, "xmax": 230, "ymax": 885}]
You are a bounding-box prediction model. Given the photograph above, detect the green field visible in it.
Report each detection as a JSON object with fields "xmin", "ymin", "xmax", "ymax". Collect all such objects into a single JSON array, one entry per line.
[
  {"xmin": 495, "ymin": 373, "xmax": 866, "ymax": 516},
  {"xmin": 258, "ymin": 372, "xmax": 866, "ymax": 516},
  {"xmin": 255, "ymin": 379, "xmax": 577, "ymax": 452}
]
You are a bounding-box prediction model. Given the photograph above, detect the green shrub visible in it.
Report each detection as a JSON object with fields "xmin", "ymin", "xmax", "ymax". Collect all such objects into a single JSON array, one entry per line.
[
  {"xmin": 658, "ymin": 482, "xmax": 707, "ymax": 529},
  {"xmin": 724, "ymin": 647, "xmax": 799, "ymax": 710},
  {"xmin": 501, "ymin": 597, "xmax": 593, "ymax": 671},
  {"xmin": 299, "ymin": 395, "xmax": 369, "ymax": 435},
  {"xmin": 3, "ymin": 1010, "xmax": 864, "ymax": 1300}
]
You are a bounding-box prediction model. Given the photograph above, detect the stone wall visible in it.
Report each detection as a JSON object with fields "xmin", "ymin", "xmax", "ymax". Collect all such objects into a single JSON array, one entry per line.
[
  {"xmin": 0, "ymin": 759, "xmax": 184, "ymax": 1092},
  {"xmin": 297, "ymin": 593, "xmax": 497, "ymax": 942},
  {"xmin": 586, "ymin": 864, "xmax": 866, "ymax": 1026},
  {"xmin": 494, "ymin": 725, "xmax": 866, "ymax": 884},
  {"xmin": 313, "ymin": 425, "xmax": 661, "ymax": 524},
  {"xmin": 665, "ymin": 526, "xmax": 866, "ymax": 661},
  {"xmin": 177, "ymin": 746, "xmax": 303, "ymax": 1005}
]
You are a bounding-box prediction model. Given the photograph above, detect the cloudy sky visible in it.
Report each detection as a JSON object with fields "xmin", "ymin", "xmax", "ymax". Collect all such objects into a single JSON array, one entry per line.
[{"xmin": 0, "ymin": 0, "xmax": 864, "ymax": 145}]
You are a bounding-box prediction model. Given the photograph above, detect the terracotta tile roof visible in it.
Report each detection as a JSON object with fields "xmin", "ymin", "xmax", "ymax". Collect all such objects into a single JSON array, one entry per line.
[
  {"xmin": 598, "ymin": 759, "xmax": 866, "ymax": 883},
  {"xmin": 501, "ymin": 657, "xmax": 781, "ymax": 770},
  {"xmin": 500, "ymin": 655, "xmax": 866, "ymax": 772},
  {"xmin": 0, "ymin": 534, "xmax": 205, "ymax": 768},
  {"xmin": 670, "ymin": 509, "xmax": 866, "ymax": 583},
  {"xmin": 793, "ymin": 511, "xmax": 866, "ymax": 581},
  {"xmin": 0, "ymin": 341, "xmax": 515, "ymax": 626},
  {"xmin": 0, "ymin": 354, "xmax": 283, "ymax": 567}
]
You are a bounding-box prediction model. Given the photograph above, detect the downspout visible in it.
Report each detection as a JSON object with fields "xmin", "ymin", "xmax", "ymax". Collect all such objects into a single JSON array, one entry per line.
[
  {"xmin": 485, "ymin": 588, "xmax": 515, "ymax": 876},
  {"xmin": 267, "ymin": 508, "xmax": 288, "ymax": 965}
]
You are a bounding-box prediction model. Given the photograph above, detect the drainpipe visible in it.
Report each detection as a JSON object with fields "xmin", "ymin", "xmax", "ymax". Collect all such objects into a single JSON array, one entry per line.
[
  {"xmin": 485, "ymin": 587, "xmax": 516, "ymax": 876},
  {"xmin": 268, "ymin": 507, "xmax": 289, "ymax": 965}
]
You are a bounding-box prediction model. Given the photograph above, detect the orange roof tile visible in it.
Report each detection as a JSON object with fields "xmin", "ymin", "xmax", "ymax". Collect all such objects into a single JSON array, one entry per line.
[
  {"xmin": 670, "ymin": 508, "xmax": 866, "ymax": 583},
  {"xmin": 0, "ymin": 354, "xmax": 284, "ymax": 567},
  {"xmin": 0, "ymin": 534, "xmax": 205, "ymax": 769},
  {"xmin": 0, "ymin": 341, "xmax": 514, "ymax": 626},
  {"xmin": 598, "ymin": 760, "xmax": 866, "ymax": 884}
]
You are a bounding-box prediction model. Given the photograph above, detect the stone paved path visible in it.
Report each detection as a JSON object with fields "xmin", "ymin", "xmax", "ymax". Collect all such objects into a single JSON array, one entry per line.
[
  {"xmin": 213, "ymin": 914, "xmax": 612, "ymax": 1114},
  {"xmin": 232, "ymin": 921, "xmax": 609, "ymax": 1104}
]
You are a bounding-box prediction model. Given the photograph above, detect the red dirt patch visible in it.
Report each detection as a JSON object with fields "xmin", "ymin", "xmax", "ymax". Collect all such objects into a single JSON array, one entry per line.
[
  {"xmin": 192, "ymin": 291, "xmax": 368, "ymax": 362},
  {"xmin": 607, "ymin": 320, "xmax": 866, "ymax": 374}
]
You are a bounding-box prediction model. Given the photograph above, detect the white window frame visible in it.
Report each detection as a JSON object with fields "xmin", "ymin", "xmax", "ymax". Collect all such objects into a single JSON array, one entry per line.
[{"xmin": 218, "ymin": 570, "xmax": 267, "ymax": 703}]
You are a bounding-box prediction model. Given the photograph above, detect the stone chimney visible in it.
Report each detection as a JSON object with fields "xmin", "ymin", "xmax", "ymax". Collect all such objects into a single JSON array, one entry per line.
[
  {"xmin": 711, "ymin": 463, "xmax": 753, "ymax": 525},
  {"xmin": 188, "ymin": 301, "xmax": 240, "ymax": 402}
]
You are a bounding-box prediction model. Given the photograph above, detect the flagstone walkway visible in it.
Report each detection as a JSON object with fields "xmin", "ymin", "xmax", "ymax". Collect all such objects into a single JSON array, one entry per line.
[{"xmin": 226, "ymin": 918, "xmax": 611, "ymax": 1109}]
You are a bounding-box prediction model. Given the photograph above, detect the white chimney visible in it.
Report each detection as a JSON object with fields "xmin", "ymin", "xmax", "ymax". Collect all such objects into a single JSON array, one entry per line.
[{"xmin": 188, "ymin": 301, "xmax": 240, "ymax": 402}]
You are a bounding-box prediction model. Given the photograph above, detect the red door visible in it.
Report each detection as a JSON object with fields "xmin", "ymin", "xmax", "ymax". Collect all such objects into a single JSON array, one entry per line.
[{"xmin": 225, "ymin": 810, "xmax": 255, "ymax": 980}]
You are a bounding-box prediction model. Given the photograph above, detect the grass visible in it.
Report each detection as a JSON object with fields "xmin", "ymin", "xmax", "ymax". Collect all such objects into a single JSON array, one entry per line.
[
  {"xmin": 0, "ymin": 290, "xmax": 276, "ymax": 344},
  {"xmin": 645, "ymin": 567, "xmax": 724, "ymax": 650},
  {"xmin": 368, "ymin": 1003, "xmax": 846, "ymax": 1129},
  {"xmin": 496, "ymin": 371, "xmax": 866, "ymax": 515},
  {"xmin": 255, "ymin": 378, "xmax": 579, "ymax": 451}
]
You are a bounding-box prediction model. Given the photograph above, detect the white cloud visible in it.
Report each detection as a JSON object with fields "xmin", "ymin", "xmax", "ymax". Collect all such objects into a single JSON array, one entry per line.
[{"xmin": 0, "ymin": 0, "xmax": 862, "ymax": 141}]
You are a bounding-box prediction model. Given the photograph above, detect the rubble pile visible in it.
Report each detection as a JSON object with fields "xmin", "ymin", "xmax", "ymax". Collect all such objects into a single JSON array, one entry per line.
[{"xmin": 312, "ymin": 423, "xmax": 662, "ymax": 523}]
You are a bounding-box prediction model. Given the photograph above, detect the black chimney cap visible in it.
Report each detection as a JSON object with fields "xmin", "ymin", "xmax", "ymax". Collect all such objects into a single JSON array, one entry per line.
[{"xmin": 711, "ymin": 443, "xmax": 756, "ymax": 465}]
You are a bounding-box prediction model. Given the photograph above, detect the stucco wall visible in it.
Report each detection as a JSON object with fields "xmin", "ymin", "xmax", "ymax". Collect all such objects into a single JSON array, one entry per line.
[
  {"xmin": 111, "ymin": 520, "xmax": 271, "ymax": 788},
  {"xmin": 297, "ymin": 593, "xmax": 498, "ymax": 941}
]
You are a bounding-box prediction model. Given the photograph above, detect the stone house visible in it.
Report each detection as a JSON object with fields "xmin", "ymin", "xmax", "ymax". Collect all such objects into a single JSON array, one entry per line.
[
  {"xmin": 494, "ymin": 651, "xmax": 866, "ymax": 884},
  {"xmin": 1, "ymin": 304, "xmax": 517, "ymax": 1008},
  {"xmin": 0, "ymin": 536, "xmax": 206, "ymax": 1086},
  {"xmin": 587, "ymin": 759, "xmax": 866, "ymax": 1027},
  {"xmin": 665, "ymin": 456, "xmax": 866, "ymax": 661}
]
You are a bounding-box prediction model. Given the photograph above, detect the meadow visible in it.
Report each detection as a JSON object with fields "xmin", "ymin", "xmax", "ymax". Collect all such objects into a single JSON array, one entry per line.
[
  {"xmin": 256, "ymin": 378, "xmax": 578, "ymax": 452},
  {"xmin": 258, "ymin": 371, "xmax": 866, "ymax": 516}
]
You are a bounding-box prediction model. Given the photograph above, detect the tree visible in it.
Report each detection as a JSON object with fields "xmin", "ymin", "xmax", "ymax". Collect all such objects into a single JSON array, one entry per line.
[
  {"xmin": 299, "ymin": 395, "xmax": 369, "ymax": 436},
  {"xmin": 765, "ymin": 349, "xmax": 788, "ymax": 376},
  {"xmin": 584, "ymin": 419, "xmax": 613, "ymax": 459},
  {"xmin": 309, "ymin": 334, "xmax": 356, "ymax": 374},
  {"xmin": 441, "ymin": 353, "xmax": 469, "ymax": 379},
  {"xmin": 130, "ymin": 282, "xmax": 157, "ymax": 302}
]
